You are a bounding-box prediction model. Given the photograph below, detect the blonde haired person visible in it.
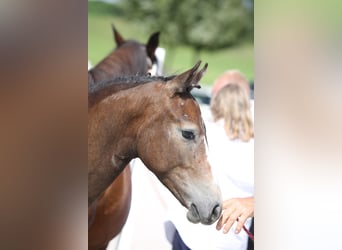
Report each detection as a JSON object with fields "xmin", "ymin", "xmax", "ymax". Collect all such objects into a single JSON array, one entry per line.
[
  {"xmin": 211, "ymin": 83, "xmax": 254, "ymax": 142},
  {"xmin": 168, "ymin": 70, "xmax": 254, "ymax": 250}
]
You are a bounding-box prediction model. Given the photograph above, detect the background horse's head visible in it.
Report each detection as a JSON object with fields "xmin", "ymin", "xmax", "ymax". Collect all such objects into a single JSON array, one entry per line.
[
  {"xmin": 88, "ymin": 24, "xmax": 160, "ymax": 84},
  {"xmin": 134, "ymin": 62, "xmax": 222, "ymax": 225},
  {"xmin": 112, "ymin": 24, "xmax": 160, "ymax": 71}
]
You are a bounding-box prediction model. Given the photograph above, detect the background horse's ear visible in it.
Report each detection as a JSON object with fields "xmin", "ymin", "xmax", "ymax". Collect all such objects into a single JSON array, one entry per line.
[
  {"xmin": 146, "ymin": 32, "xmax": 160, "ymax": 63},
  {"xmin": 168, "ymin": 61, "xmax": 208, "ymax": 95},
  {"xmin": 112, "ymin": 24, "xmax": 125, "ymax": 46}
]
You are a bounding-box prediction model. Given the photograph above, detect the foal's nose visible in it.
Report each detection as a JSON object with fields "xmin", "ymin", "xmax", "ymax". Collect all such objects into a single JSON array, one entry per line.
[{"xmin": 187, "ymin": 202, "xmax": 222, "ymax": 225}]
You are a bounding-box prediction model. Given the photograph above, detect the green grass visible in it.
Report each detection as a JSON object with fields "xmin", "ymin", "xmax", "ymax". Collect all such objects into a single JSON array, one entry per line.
[
  {"xmin": 161, "ymin": 44, "xmax": 254, "ymax": 85},
  {"xmin": 88, "ymin": 1, "xmax": 254, "ymax": 85}
]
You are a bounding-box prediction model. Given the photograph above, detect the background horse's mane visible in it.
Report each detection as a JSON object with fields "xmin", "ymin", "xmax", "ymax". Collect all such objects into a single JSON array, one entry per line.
[
  {"xmin": 116, "ymin": 40, "xmax": 141, "ymax": 48},
  {"xmin": 88, "ymin": 74, "xmax": 176, "ymax": 107}
]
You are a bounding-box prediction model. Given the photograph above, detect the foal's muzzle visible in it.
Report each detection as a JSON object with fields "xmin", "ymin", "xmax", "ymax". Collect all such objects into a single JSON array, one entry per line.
[{"xmin": 187, "ymin": 202, "xmax": 222, "ymax": 225}]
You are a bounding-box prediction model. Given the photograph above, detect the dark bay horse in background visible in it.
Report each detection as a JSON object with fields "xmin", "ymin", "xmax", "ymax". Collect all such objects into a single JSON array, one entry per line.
[
  {"xmin": 88, "ymin": 61, "xmax": 222, "ymax": 249},
  {"xmin": 88, "ymin": 24, "xmax": 160, "ymax": 85},
  {"xmin": 88, "ymin": 25, "xmax": 160, "ymax": 250}
]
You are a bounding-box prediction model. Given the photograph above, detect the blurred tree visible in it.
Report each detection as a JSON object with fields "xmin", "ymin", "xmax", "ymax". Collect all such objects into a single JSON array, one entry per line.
[{"xmin": 121, "ymin": 0, "xmax": 253, "ymax": 51}]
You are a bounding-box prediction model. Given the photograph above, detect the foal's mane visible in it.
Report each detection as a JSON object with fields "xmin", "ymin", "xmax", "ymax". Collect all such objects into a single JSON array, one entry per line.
[
  {"xmin": 88, "ymin": 74, "xmax": 175, "ymax": 107},
  {"xmin": 89, "ymin": 75, "xmax": 175, "ymax": 94}
]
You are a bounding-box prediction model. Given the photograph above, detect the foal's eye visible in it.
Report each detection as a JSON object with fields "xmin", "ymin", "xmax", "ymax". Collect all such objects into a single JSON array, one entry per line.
[{"xmin": 182, "ymin": 130, "xmax": 195, "ymax": 140}]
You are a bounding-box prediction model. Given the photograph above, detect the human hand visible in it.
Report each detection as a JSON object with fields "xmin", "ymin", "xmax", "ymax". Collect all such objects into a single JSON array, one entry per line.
[{"xmin": 216, "ymin": 197, "xmax": 254, "ymax": 234}]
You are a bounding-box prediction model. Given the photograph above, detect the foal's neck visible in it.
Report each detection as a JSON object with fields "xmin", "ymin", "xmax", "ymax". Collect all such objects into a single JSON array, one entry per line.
[{"xmin": 88, "ymin": 83, "xmax": 155, "ymax": 205}]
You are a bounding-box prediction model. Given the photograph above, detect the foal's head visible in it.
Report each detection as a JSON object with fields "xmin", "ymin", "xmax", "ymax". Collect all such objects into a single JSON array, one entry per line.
[
  {"xmin": 134, "ymin": 62, "xmax": 222, "ymax": 225},
  {"xmin": 89, "ymin": 61, "xmax": 222, "ymax": 224}
]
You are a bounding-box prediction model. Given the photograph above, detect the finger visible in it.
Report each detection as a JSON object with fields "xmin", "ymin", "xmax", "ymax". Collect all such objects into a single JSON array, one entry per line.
[
  {"xmin": 216, "ymin": 215, "xmax": 224, "ymax": 230},
  {"xmin": 222, "ymin": 212, "xmax": 240, "ymax": 234},
  {"xmin": 216, "ymin": 206, "xmax": 236, "ymax": 230},
  {"xmin": 235, "ymin": 214, "xmax": 248, "ymax": 234}
]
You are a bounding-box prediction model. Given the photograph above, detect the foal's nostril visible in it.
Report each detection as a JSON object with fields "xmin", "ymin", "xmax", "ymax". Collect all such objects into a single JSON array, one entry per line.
[
  {"xmin": 187, "ymin": 203, "xmax": 201, "ymax": 223},
  {"xmin": 191, "ymin": 203, "xmax": 199, "ymax": 217},
  {"xmin": 211, "ymin": 203, "xmax": 222, "ymax": 221}
]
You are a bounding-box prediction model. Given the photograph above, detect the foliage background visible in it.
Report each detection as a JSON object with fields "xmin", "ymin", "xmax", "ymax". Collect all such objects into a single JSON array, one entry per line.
[{"xmin": 88, "ymin": 0, "xmax": 254, "ymax": 85}]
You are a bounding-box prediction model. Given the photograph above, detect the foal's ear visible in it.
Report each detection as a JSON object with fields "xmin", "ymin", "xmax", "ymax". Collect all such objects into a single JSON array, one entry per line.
[
  {"xmin": 168, "ymin": 61, "xmax": 208, "ymax": 95},
  {"xmin": 112, "ymin": 24, "xmax": 125, "ymax": 46},
  {"xmin": 146, "ymin": 32, "xmax": 160, "ymax": 63}
]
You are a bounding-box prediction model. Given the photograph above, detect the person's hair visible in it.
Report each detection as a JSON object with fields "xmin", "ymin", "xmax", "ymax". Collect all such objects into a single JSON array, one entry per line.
[
  {"xmin": 211, "ymin": 70, "xmax": 250, "ymax": 98},
  {"xmin": 210, "ymin": 83, "xmax": 254, "ymax": 142}
]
